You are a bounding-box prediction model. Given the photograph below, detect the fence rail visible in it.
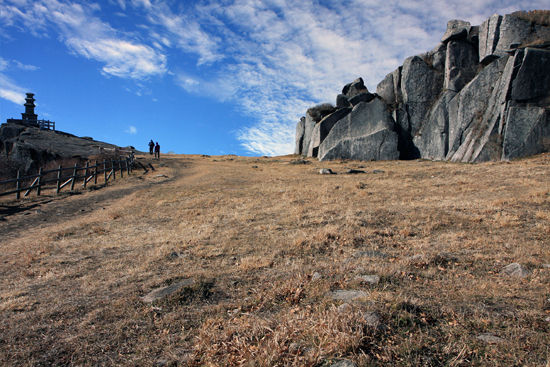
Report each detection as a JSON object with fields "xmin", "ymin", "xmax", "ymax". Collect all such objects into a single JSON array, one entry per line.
[
  {"xmin": 7, "ymin": 119, "xmax": 55, "ymax": 130},
  {"xmin": 0, "ymin": 153, "xmax": 135, "ymax": 200}
]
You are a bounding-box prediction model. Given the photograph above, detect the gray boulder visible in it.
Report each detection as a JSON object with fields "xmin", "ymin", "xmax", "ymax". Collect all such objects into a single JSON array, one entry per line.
[
  {"xmin": 349, "ymin": 92, "xmax": 376, "ymax": 106},
  {"xmin": 300, "ymin": 113, "xmax": 317, "ymax": 156},
  {"xmin": 441, "ymin": 19, "xmax": 471, "ymax": 43},
  {"xmin": 401, "ymin": 56, "xmax": 443, "ymax": 103},
  {"xmin": 318, "ymin": 99, "xmax": 399, "ymax": 161},
  {"xmin": 431, "ymin": 43, "xmax": 448, "ymax": 73},
  {"xmin": 496, "ymin": 14, "xmax": 550, "ymax": 53},
  {"xmin": 342, "ymin": 77, "xmax": 369, "ymax": 98},
  {"xmin": 376, "ymin": 72, "xmax": 396, "ymax": 103},
  {"xmin": 295, "ymin": 116, "xmax": 305, "ymax": 155},
  {"xmin": 502, "ymin": 106, "xmax": 550, "ymax": 160},
  {"xmin": 510, "ymin": 48, "xmax": 550, "ymax": 101},
  {"xmin": 445, "ymin": 40, "xmax": 479, "ymax": 92},
  {"xmin": 447, "ymin": 56, "xmax": 510, "ymax": 161},
  {"xmin": 336, "ymin": 94, "xmax": 351, "ymax": 108},
  {"xmin": 413, "ymin": 90, "xmax": 457, "ymax": 160},
  {"xmin": 501, "ymin": 263, "xmax": 531, "ymax": 278},
  {"xmin": 449, "ymin": 55, "xmax": 515, "ymax": 163},
  {"xmin": 307, "ymin": 108, "xmax": 352, "ymax": 158},
  {"xmin": 478, "ymin": 13, "xmax": 502, "ymax": 63}
]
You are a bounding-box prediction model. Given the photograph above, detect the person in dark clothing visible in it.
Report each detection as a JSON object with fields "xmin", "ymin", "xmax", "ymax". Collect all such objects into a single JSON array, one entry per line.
[
  {"xmin": 154, "ymin": 142, "xmax": 160, "ymax": 159},
  {"xmin": 148, "ymin": 140, "xmax": 155, "ymax": 155}
]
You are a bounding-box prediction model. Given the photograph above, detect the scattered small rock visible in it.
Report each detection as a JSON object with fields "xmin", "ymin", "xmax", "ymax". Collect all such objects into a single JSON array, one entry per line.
[
  {"xmin": 362, "ymin": 311, "xmax": 388, "ymax": 331},
  {"xmin": 356, "ymin": 275, "xmax": 380, "ymax": 285},
  {"xmin": 155, "ymin": 174, "xmax": 168, "ymax": 178},
  {"xmin": 168, "ymin": 251, "xmax": 180, "ymax": 259},
  {"xmin": 545, "ymin": 316, "xmax": 550, "ymax": 323},
  {"xmin": 311, "ymin": 272, "xmax": 322, "ymax": 281},
  {"xmin": 476, "ymin": 333, "xmax": 503, "ymax": 343},
  {"xmin": 542, "ymin": 264, "xmax": 550, "ymax": 269},
  {"xmin": 291, "ymin": 159, "xmax": 309, "ymax": 165},
  {"xmin": 35, "ymin": 209, "xmax": 44, "ymax": 214},
  {"xmin": 141, "ymin": 278, "xmax": 194, "ymax": 303},
  {"xmin": 345, "ymin": 169, "xmax": 366, "ymax": 174},
  {"xmin": 501, "ymin": 263, "xmax": 531, "ymax": 278},
  {"xmin": 319, "ymin": 168, "xmax": 335, "ymax": 174},
  {"xmin": 252, "ymin": 165, "xmax": 258, "ymax": 168},
  {"xmin": 372, "ymin": 170, "xmax": 385, "ymax": 174},
  {"xmin": 331, "ymin": 290, "xmax": 368, "ymax": 301},
  {"xmin": 337, "ymin": 303, "xmax": 352, "ymax": 313}
]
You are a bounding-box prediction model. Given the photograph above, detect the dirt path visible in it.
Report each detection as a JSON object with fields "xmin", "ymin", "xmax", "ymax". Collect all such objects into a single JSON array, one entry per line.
[{"xmin": 0, "ymin": 156, "xmax": 192, "ymax": 244}]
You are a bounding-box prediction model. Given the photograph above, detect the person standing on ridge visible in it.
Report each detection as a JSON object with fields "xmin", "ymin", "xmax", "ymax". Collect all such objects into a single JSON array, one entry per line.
[
  {"xmin": 154, "ymin": 142, "xmax": 160, "ymax": 160},
  {"xmin": 148, "ymin": 139, "xmax": 154, "ymax": 155}
]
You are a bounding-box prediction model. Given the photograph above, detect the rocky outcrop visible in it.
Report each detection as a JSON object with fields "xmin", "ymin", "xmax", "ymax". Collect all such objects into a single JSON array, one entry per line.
[
  {"xmin": 0, "ymin": 123, "xmax": 130, "ymax": 175},
  {"xmin": 295, "ymin": 11, "xmax": 550, "ymax": 162}
]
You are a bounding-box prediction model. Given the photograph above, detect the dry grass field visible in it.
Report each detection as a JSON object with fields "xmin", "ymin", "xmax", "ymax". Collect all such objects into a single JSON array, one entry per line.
[{"xmin": 1, "ymin": 153, "xmax": 549, "ymax": 366}]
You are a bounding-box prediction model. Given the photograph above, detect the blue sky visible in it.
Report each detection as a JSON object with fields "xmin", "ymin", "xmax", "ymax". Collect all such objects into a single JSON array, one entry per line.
[{"xmin": 1, "ymin": 0, "xmax": 547, "ymax": 156}]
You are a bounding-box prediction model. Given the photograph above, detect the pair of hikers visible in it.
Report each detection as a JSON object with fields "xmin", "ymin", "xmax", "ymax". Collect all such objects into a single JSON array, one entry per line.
[{"xmin": 148, "ymin": 140, "xmax": 160, "ymax": 159}]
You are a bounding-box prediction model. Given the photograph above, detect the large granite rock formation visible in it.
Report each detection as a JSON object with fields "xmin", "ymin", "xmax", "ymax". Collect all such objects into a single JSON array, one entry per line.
[
  {"xmin": 295, "ymin": 11, "xmax": 550, "ymax": 162},
  {"xmin": 0, "ymin": 123, "xmax": 131, "ymax": 175}
]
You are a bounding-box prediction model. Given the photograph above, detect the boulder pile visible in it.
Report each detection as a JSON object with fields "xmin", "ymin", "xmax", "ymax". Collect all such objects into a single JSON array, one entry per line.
[{"xmin": 296, "ymin": 11, "xmax": 550, "ymax": 162}]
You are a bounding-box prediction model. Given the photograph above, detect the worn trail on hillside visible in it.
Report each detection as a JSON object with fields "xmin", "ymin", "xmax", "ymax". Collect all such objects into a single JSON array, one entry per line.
[{"xmin": 0, "ymin": 157, "xmax": 192, "ymax": 244}]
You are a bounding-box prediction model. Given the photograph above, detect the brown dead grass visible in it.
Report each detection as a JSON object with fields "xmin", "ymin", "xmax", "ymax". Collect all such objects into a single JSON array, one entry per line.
[{"xmin": 0, "ymin": 153, "xmax": 549, "ymax": 366}]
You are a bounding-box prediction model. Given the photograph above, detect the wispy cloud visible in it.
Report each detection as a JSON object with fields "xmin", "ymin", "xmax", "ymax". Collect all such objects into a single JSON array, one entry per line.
[
  {"xmin": 0, "ymin": 74, "xmax": 26, "ymax": 105},
  {"xmin": 0, "ymin": 57, "xmax": 33, "ymax": 105},
  {"xmin": 125, "ymin": 125, "xmax": 137, "ymax": 134},
  {"xmin": 1, "ymin": 0, "xmax": 167, "ymax": 80}
]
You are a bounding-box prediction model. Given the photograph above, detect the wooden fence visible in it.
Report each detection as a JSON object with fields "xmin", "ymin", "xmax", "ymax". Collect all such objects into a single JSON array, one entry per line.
[{"xmin": 0, "ymin": 153, "xmax": 135, "ymax": 200}]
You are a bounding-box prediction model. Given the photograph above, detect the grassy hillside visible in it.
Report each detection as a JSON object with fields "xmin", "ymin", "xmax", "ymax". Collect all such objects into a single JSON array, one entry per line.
[{"xmin": 1, "ymin": 153, "xmax": 549, "ymax": 366}]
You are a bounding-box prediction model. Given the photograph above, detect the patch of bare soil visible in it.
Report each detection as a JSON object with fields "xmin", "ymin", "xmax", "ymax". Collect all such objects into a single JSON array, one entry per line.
[{"xmin": 0, "ymin": 153, "xmax": 549, "ymax": 366}]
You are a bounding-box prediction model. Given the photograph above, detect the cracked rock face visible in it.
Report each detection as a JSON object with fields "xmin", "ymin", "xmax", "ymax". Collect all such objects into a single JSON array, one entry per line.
[{"xmin": 295, "ymin": 11, "xmax": 550, "ymax": 163}]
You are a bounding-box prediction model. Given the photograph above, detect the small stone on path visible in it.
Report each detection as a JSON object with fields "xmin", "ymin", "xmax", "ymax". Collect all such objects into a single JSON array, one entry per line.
[
  {"xmin": 501, "ymin": 263, "xmax": 531, "ymax": 278},
  {"xmin": 141, "ymin": 278, "xmax": 194, "ymax": 303},
  {"xmin": 476, "ymin": 333, "xmax": 503, "ymax": 343},
  {"xmin": 331, "ymin": 290, "xmax": 368, "ymax": 301},
  {"xmin": 319, "ymin": 168, "xmax": 335, "ymax": 174},
  {"xmin": 356, "ymin": 275, "xmax": 380, "ymax": 284}
]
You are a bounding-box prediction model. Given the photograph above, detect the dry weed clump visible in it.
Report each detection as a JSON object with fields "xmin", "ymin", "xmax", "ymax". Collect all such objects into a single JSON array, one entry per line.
[{"xmin": 0, "ymin": 153, "xmax": 549, "ymax": 366}]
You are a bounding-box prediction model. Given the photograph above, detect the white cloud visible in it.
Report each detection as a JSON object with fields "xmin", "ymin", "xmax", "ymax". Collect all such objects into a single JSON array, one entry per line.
[
  {"xmin": 1, "ymin": 0, "xmax": 167, "ymax": 80},
  {"xmin": 0, "ymin": 74, "xmax": 26, "ymax": 105},
  {"xmin": 66, "ymin": 38, "xmax": 166, "ymax": 79},
  {"xmin": 125, "ymin": 125, "xmax": 137, "ymax": 134}
]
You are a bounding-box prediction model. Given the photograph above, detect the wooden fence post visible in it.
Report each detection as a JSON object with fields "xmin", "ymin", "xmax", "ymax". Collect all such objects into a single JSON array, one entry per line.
[
  {"xmin": 113, "ymin": 161, "xmax": 116, "ymax": 180},
  {"xmin": 37, "ymin": 168, "xmax": 42, "ymax": 196},
  {"xmin": 94, "ymin": 161, "xmax": 98, "ymax": 185},
  {"xmin": 56, "ymin": 165, "xmax": 62, "ymax": 194},
  {"xmin": 70, "ymin": 163, "xmax": 78, "ymax": 191},
  {"xmin": 126, "ymin": 156, "xmax": 130, "ymax": 175},
  {"xmin": 83, "ymin": 162, "xmax": 89, "ymax": 188},
  {"xmin": 16, "ymin": 171, "xmax": 20, "ymax": 200},
  {"xmin": 119, "ymin": 157, "xmax": 124, "ymax": 178},
  {"xmin": 103, "ymin": 159, "xmax": 107, "ymax": 183}
]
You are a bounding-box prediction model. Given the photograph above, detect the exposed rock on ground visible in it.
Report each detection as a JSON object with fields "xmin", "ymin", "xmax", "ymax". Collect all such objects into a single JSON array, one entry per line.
[
  {"xmin": 0, "ymin": 123, "xmax": 134, "ymax": 176},
  {"xmin": 295, "ymin": 11, "xmax": 550, "ymax": 162}
]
